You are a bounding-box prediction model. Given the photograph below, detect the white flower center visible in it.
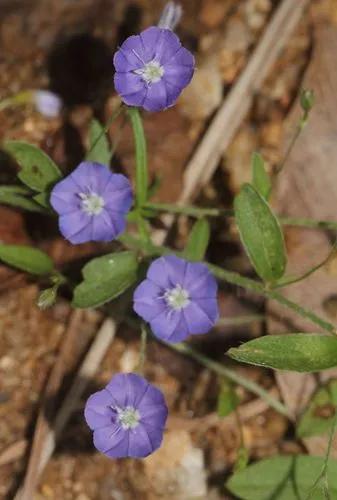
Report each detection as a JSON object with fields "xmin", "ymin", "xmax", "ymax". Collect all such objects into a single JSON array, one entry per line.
[
  {"xmin": 164, "ymin": 284, "xmax": 190, "ymax": 311},
  {"xmin": 79, "ymin": 192, "xmax": 105, "ymax": 216},
  {"xmin": 116, "ymin": 406, "xmax": 140, "ymax": 429},
  {"xmin": 134, "ymin": 59, "xmax": 165, "ymax": 84}
]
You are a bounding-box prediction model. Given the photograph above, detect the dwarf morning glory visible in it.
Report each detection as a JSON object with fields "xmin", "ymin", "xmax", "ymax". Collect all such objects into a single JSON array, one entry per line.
[
  {"xmin": 133, "ymin": 255, "xmax": 219, "ymax": 343},
  {"xmin": 50, "ymin": 161, "xmax": 133, "ymax": 244},
  {"xmin": 113, "ymin": 26, "xmax": 195, "ymax": 112},
  {"xmin": 84, "ymin": 373, "xmax": 168, "ymax": 458}
]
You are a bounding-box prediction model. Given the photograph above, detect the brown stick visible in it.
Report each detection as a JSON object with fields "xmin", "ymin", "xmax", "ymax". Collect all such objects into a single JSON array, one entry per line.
[
  {"xmin": 17, "ymin": 310, "xmax": 84, "ymax": 500},
  {"xmin": 14, "ymin": 318, "xmax": 116, "ymax": 499}
]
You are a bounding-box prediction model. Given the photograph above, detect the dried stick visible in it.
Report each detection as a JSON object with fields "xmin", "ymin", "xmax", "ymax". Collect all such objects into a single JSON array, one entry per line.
[
  {"xmin": 14, "ymin": 318, "xmax": 116, "ymax": 499},
  {"xmin": 17, "ymin": 310, "xmax": 84, "ymax": 500}
]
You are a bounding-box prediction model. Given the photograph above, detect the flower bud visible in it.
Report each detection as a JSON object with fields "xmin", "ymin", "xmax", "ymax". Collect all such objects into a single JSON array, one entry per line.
[
  {"xmin": 37, "ymin": 287, "xmax": 57, "ymax": 310},
  {"xmin": 158, "ymin": 2, "xmax": 182, "ymax": 31},
  {"xmin": 300, "ymin": 89, "xmax": 314, "ymax": 113},
  {"xmin": 33, "ymin": 90, "xmax": 62, "ymax": 118}
]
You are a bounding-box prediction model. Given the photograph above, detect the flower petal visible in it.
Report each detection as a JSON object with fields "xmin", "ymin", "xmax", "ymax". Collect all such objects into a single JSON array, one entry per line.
[
  {"xmin": 59, "ymin": 211, "xmax": 91, "ymax": 244},
  {"xmin": 133, "ymin": 279, "xmax": 166, "ymax": 322},
  {"xmin": 114, "ymin": 72, "xmax": 145, "ymax": 98},
  {"xmin": 154, "ymin": 29, "xmax": 181, "ymax": 64},
  {"xmin": 139, "ymin": 26, "xmax": 163, "ymax": 61},
  {"xmin": 128, "ymin": 424, "xmax": 154, "ymax": 457},
  {"xmin": 194, "ymin": 298, "xmax": 219, "ymax": 325},
  {"xmin": 93, "ymin": 425, "xmax": 127, "ymax": 456},
  {"xmin": 84, "ymin": 389, "xmax": 114, "ymax": 430},
  {"xmin": 70, "ymin": 161, "xmax": 111, "ymax": 194},
  {"xmin": 50, "ymin": 177, "xmax": 80, "ymax": 215},
  {"xmin": 150, "ymin": 309, "xmax": 182, "ymax": 341},
  {"xmin": 183, "ymin": 301, "xmax": 215, "ymax": 335},
  {"xmin": 105, "ymin": 373, "xmax": 129, "ymax": 408},
  {"xmin": 142, "ymin": 81, "xmax": 168, "ymax": 112}
]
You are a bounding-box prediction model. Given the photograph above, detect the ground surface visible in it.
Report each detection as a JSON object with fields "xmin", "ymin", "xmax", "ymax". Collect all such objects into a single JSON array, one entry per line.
[{"xmin": 0, "ymin": 0, "xmax": 334, "ymax": 499}]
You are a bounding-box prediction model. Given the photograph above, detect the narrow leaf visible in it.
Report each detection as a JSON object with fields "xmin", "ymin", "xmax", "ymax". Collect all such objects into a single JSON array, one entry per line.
[
  {"xmin": 234, "ymin": 183, "xmax": 286, "ymax": 282},
  {"xmin": 72, "ymin": 251, "xmax": 138, "ymax": 308},
  {"xmin": 0, "ymin": 244, "xmax": 53, "ymax": 275},
  {"xmin": 127, "ymin": 107, "xmax": 148, "ymax": 206},
  {"xmin": 297, "ymin": 379, "xmax": 337, "ymax": 438},
  {"xmin": 86, "ymin": 119, "xmax": 111, "ymax": 166},
  {"xmin": 185, "ymin": 218, "xmax": 210, "ymax": 261},
  {"xmin": 4, "ymin": 141, "xmax": 62, "ymax": 192},
  {"xmin": 0, "ymin": 185, "xmax": 46, "ymax": 213},
  {"xmin": 227, "ymin": 455, "xmax": 337, "ymax": 500},
  {"xmin": 251, "ymin": 152, "xmax": 272, "ymax": 200},
  {"xmin": 228, "ymin": 334, "xmax": 337, "ymax": 372}
]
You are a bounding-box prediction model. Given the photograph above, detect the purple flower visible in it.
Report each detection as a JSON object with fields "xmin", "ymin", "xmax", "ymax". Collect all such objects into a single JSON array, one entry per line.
[
  {"xmin": 84, "ymin": 373, "xmax": 168, "ymax": 458},
  {"xmin": 33, "ymin": 90, "xmax": 62, "ymax": 118},
  {"xmin": 113, "ymin": 26, "xmax": 195, "ymax": 112},
  {"xmin": 133, "ymin": 256, "xmax": 219, "ymax": 343},
  {"xmin": 50, "ymin": 161, "xmax": 133, "ymax": 244}
]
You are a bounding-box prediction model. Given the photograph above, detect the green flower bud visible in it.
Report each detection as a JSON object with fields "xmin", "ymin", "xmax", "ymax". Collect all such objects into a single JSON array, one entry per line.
[
  {"xmin": 37, "ymin": 287, "xmax": 57, "ymax": 310},
  {"xmin": 300, "ymin": 89, "xmax": 315, "ymax": 113}
]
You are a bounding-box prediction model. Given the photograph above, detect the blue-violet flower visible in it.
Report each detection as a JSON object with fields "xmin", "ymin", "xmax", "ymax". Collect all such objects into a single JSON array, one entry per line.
[
  {"xmin": 113, "ymin": 26, "xmax": 195, "ymax": 112},
  {"xmin": 50, "ymin": 161, "xmax": 133, "ymax": 244},
  {"xmin": 84, "ymin": 373, "xmax": 168, "ymax": 458},
  {"xmin": 133, "ymin": 255, "xmax": 219, "ymax": 343}
]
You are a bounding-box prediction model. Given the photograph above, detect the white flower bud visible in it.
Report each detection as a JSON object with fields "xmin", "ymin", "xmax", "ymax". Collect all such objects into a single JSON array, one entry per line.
[
  {"xmin": 33, "ymin": 90, "xmax": 62, "ymax": 118},
  {"xmin": 158, "ymin": 2, "xmax": 182, "ymax": 31}
]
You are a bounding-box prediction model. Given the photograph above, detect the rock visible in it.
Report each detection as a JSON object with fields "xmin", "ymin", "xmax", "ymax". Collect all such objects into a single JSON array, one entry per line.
[
  {"xmin": 179, "ymin": 56, "xmax": 223, "ymax": 121},
  {"xmin": 144, "ymin": 430, "xmax": 207, "ymax": 499}
]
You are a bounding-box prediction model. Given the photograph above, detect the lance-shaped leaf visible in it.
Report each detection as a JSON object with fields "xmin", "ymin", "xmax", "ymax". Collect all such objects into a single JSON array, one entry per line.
[
  {"xmin": 185, "ymin": 218, "xmax": 210, "ymax": 261},
  {"xmin": 0, "ymin": 185, "xmax": 46, "ymax": 212},
  {"xmin": 234, "ymin": 183, "xmax": 286, "ymax": 282},
  {"xmin": 227, "ymin": 455, "xmax": 337, "ymax": 500},
  {"xmin": 228, "ymin": 334, "xmax": 337, "ymax": 372},
  {"xmin": 86, "ymin": 119, "xmax": 112, "ymax": 166},
  {"xmin": 72, "ymin": 251, "xmax": 138, "ymax": 308},
  {"xmin": 251, "ymin": 152, "xmax": 272, "ymax": 200},
  {"xmin": 4, "ymin": 141, "xmax": 62, "ymax": 192},
  {"xmin": 0, "ymin": 244, "xmax": 54, "ymax": 275}
]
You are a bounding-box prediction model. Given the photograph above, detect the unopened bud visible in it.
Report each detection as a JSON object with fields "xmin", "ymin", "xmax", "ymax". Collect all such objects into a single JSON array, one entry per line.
[
  {"xmin": 158, "ymin": 2, "xmax": 182, "ymax": 31},
  {"xmin": 33, "ymin": 90, "xmax": 62, "ymax": 118},
  {"xmin": 300, "ymin": 89, "xmax": 314, "ymax": 113},
  {"xmin": 37, "ymin": 287, "xmax": 57, "ymax": 310}
]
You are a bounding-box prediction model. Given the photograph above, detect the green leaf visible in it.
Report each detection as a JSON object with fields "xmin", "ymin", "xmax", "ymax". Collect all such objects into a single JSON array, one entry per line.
[
  {"xmin": 227, "ymin": 455, "xmax": 337, "ymax": 500},
  {"xmin": 251, "ymin": 152, "xmax": 272, "ymax": 200},
  {"xmin": 0, "ymin": 244, "xmax": 53, "ymax": 275},
  {"xmin": 86, "ymin": 119, "xmax": 112, "ymax": 166},
  {"xmin": 228, "ymin": 334, "xmax": 337, "ymax": 372},
  {"xmin": 4, "ymin": 141, "xmax": 62, "ymax": 192},
  {"xmin": 234, "ymin": 183, "xmax": 286, "ymax": 282},
  {"xmin": 185, "ymin": 218, "xmax": 210, "ymax": 261},
  {"xmin": 217, "ymin": 380, "xmax": 239, "ymax": 417},
  {"xmin": 0, "ymin": 185, "xmax": 46, "ymax": 213},
  {"xmin": 33, "ymin": 191, "xmax": 53, "ymax": 210},
  {"xmin": 72, "ymin": 251, "xmax": 138, "ymax": 308},
  {"xmin": 127, "ymin": 107, "xmax": 148, "ymax": 206},
  {"xmin": 297, "ymin": 380, "xmax": 337, "ymax": 438}
]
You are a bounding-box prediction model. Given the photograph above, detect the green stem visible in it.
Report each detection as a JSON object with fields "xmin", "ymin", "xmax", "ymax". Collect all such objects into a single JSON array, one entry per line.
[
  {"xmin": 145, "ymin": 202, "xmax": 231, "ymax": 218},
  {"xmin": 166, "ymin": 342, "xmax": 291, "ymax": 418},
  {"xmin": 145, "ymin": 202, "xmax": 337, "ymax": 232},
  {"xmin": 87, "ymin": 104, "xmax": 123, "ymax": 155},
  {"xmin": 273, "ymin": 242, "xmax": 337, "ymax": 289},
  {"xmin": 209, "ymin": 264, "xmax": 337, "ymax": 336},
  {"xmin": 127, "ymin": 107, "xmax": 148, "ymax": 207},
  {"xmin": 136, "ymin": 323, "xmax": 148, "ymax": 373}
]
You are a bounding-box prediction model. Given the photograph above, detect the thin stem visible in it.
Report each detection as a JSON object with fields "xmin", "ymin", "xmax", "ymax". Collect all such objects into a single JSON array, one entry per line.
[
  {"xmin": 216, "ymin": 314, "xmax": 265, "ymax": 327},
  {"xmin": 166, "ymin": 342, "xmax": 291, "ymax": 418},
  {"xmin": 209, "ymin": 264, "xmax": 337, "ymax": 336},
  {"xmin": 136, "ymin": 323, "xmax": 148, "ymax": 374},
  {"xmin": 273, "ymin": 242, "xmax": 337, "ymax": 289},
  {"xmin": 87, "ymin": 103, "xmax": 123, "ymax": 155},
  {"xmin": 145, "ymin": 201, "xmax": 337, "ymax": 232},
  {"xmin": 145, "ymin": 202, "xmax": 232, "ymax": 218},
  {"xmin": 280, "ymin": 217, "xmax": 337, "ymax": 231}
]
